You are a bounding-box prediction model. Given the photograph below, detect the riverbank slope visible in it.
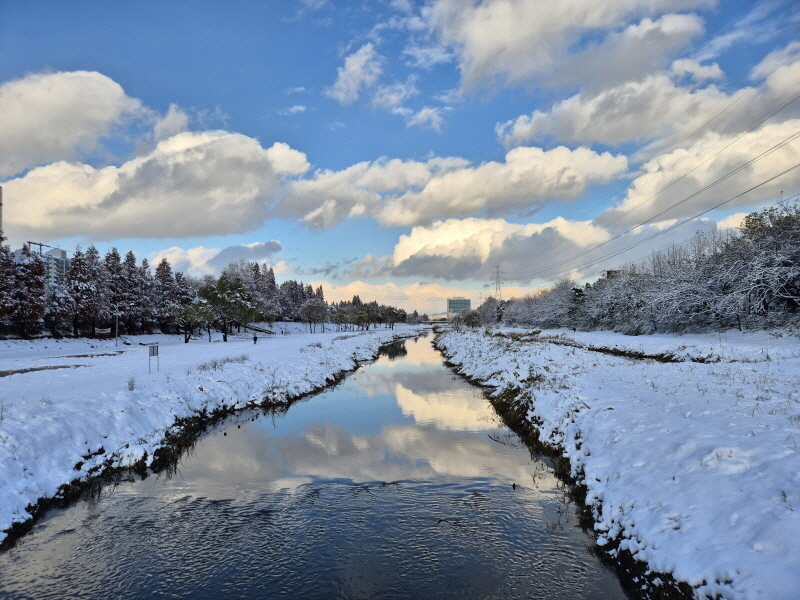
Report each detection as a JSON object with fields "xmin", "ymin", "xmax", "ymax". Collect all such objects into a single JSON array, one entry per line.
[
  {"xmin": 0, "ymin": 325, "xmax": 424, "ymax": 545},
  {"xmin": 435, "ymin": 327, "xmax": 800, "ymax": 600}
]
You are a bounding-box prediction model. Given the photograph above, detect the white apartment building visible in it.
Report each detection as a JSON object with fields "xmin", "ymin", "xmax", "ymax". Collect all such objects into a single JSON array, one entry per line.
[
  {"xmin": 43, "ymin": 248, "xmax": 70, "ymax": 286},
  {"xmin": 12, "ymin": 246, "xmax": 70, "ymax": 287}
]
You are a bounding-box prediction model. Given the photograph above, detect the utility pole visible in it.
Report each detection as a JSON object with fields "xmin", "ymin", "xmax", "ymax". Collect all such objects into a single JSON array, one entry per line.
[
  {"xmin": 26, "ymin": 241, "xmax": 52, "ymax": 256},
  {"xmin": 493, "ymin": 265, "xmax": 503, "ymax": 300}
]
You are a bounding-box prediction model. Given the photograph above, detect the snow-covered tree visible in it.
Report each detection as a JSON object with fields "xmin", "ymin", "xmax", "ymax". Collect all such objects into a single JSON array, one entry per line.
[
  {"xmin": 299, "ymin": 296, "xmax": 327, "ymax": 333},
  {"xmin": 174, "ymin": 272, "xmax": 196, "ymax": 305},
  {"xmin": 258, "ymin": 264, "xmax": 282, "ymax": 323},
  {"xmin": 153, "ymin": 257, "xmax": 179, "ymax": 331},
  {"xmin": 10, "ymin": 245, "xmax": 46, "ymax": 336},
  {"xmin": 383, "ymin": 306, "xmax": 407, "ymax": 329},
  {"xmin": 119, "ymin": 251, "xmax": 143, "ymax": 333},
  {"xmin": 173, "ymin": 300, "xmax": 215, "ymax": 343},
  {"xmin": 44, "ymin": 282, "xmax": 76, "ymax": 336},
  {"xmin": 0, "ymin": 232, "xmax": 13, "ymax": 322},
  {"xmin": 138, "ymin": 258, "xmax": 156, "ymax": 331},
  {"xmin": 477, "ymin": 296, "xmax": 500, "ymax": 325},
  {"xmin": 68, "ymin": 247, "xmax": 94, "ymax": 335},
  {"xmin": 199, "ymin": 276, "xmax": 256, "ymax": 341},
  {"xmin": 104, "ymin": 248, "xmax": 124, "ymax": 335}
]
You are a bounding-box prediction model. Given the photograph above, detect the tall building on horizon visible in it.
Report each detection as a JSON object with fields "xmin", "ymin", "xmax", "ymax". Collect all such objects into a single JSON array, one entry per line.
[
  {"xmin": 43, "ymin": 248, "xmax": 70, "ymax": 286},
  {"xmin": 447, "ymin": 297, "xmax": 471, "ymax": 320}
]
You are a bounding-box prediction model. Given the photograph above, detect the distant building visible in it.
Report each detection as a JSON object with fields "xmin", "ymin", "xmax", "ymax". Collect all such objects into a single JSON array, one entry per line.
[
  {"xmin": 447, "ymin": 297, "xmax": 471, "ymax": 320},
  {"xmin": 44, "ymin": 248, "xmax": 70, "ymax": 286},
  {"xmin": 13, "ymin": 246, "xmax": 70, "ymax": 287}
]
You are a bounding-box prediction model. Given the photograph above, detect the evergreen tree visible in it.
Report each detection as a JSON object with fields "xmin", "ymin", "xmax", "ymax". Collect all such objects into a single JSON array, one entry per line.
[
  {"xmin": 260, "ymin": 265, "xmax": 282, "ymax": 323},
  {"xmin": 139, "ymin": 258, "xmax": 156, "ymax": 331},
  {"xmin": 299, "ymin": 296, "xmax": 327, "ymax": 333},
  {"xmin": 199, "ymin": 276, "xmax": 256, "ymax": 341},
  {"xmin": 85, "ymin": 245, "xmax": 111, "ymax": 334},
  {"xmin": 10, "ymin": 245, "xmax": 47, "ymax": 336},
  {"xmin": 279, "ymin": 280, "xmax": 304, "ymax": 321},
  {"xmin": 120, "ymin": 251, "xmax": 143, "ymax": 333},
  {"xmin": 104, "ymin": 248, "xmax": 123, "ymax": 335},
  {"xmin": 68, "ymin": 247, "xmax": 93, "ymax": 335},
  {"xmin": 174, "ymin": 272, "xmax": 196, "ymax": 306},
  {"xmin": 262, "ymin": 264, "xmax": 277, "ymax": 297},
  {"xmin": 0, "ymin": 232, "xmax": 13, "ymax": 322},
  {"xmin": 154, "ymin": 257, "xmax": 179, "ymax": 331},
  {"xmin": 174, "ymin": 299, "xmax": 214, "ymax": 343},
  {"xmin": 44, "ymin": 282, "xmax": 76, "ymax": 336}
]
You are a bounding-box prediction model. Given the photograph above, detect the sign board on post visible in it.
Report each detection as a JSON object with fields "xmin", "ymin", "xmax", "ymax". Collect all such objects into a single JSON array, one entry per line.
[{"xmin": 147, "ymin": 344, "xmax": 159, "ymax": 373}]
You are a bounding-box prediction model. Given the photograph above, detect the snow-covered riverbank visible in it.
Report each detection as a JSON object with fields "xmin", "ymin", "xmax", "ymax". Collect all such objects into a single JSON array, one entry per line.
[
  {"xmin": 0, "ymin": 325, "xmax": 424, "ymax": 544},
  {"xmin": 435, "ymin": 327, "xmax": 800, "ymax": 600}
]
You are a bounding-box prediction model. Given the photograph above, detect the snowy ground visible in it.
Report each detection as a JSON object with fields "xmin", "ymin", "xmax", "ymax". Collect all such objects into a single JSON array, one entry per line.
[
  {"xmin": 0, "ymin": 324, "xmax": 424, "ymax": 544},
  {"xmin": 435, "ymin": 327, "xmax": 800, "ymax": 600}
]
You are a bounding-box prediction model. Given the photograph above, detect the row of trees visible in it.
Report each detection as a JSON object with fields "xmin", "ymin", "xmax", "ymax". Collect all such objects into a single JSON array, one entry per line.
[
  {"xmin": 469, "ymin": 201, "xmax": 800, "ymax": 334},
  {"xmin": 0, "ymin": 236, "xmax": 409, "ymax": 339}
]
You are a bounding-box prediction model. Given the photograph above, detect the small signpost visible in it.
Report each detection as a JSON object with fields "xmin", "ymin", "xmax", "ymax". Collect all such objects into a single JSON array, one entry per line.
[{"xmin": 147, "ymin": 343, "xmax": 159, "ymax": 373}]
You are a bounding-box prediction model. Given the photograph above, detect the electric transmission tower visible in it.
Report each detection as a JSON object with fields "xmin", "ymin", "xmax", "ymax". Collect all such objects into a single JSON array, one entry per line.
[{"xmin": 493, "ymin": 265, "xmax": 504, "ymax": 300}]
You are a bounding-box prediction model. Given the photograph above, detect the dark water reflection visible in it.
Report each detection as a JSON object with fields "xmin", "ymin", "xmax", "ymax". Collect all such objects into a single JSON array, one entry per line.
[{"xmin": 0, "ymin": 335, "xmax": 625, "ymax": 599}]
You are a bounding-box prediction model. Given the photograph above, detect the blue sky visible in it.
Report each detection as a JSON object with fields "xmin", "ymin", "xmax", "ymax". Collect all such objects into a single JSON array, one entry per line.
[{"xmin": 1, "ymin": 0, "xmax": 798, "ymax": 313}]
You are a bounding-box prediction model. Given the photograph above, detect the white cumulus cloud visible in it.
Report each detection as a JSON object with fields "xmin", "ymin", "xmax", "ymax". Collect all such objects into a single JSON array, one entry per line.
[
  {"xmin": 0, "ymin": 70, "xmax": 144, "ymax": 177},
  {"xmin": 599, "ymin": 119, "xmax": 800, "ymax": 227},
  {"xmin": 151, "ymin": 240, "xmax": 283, "ymax": 276},
  {"xmin": 279, "ymin": 156, "xmax": 469, "ymax": 229},
  {"xmin": 154, "ymin": 104, "xmax": 190, "ymax": 141},
  {"xmin": 348, "ymin": 214, "xmax": 720, "ymax": 284},
  {"xmin": 378, "ymin": 146, "xmax": 628, "ymax": 226},
  {"xmin": 497, "ymin": 42, "xmax": 800, "ymax": 152},
  {"xmin": 425, "ymin": 0, "xmax": 715, "ymax": 91},
  {"xmin": 279, "ymin": 146, "xmax": 626, "ymax": 229},
  {"xmin": 3, "ymin": 131, "xmax": 309, "ymax": 242},
  {"xmin": 372, "ymin": 77, "xmax": 419, "ymax": 109},
  {"xmin": 405, "ymin": 107, "xmax": 444, "ymax": 132},
  {"xmin": 324, "ymin": 43, "xmax": 384, "ymax": 104}
]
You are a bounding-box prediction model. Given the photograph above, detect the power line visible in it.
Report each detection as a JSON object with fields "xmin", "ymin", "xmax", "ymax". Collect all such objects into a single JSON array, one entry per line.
[
  {"xmin": 553, "ymin": 34, "xmax": 800, "ymax": 229},
  {"xmin": 504, "ymin": 93, "xmax": 800, "ymax": 278},
  {"xmin": 505, "ymin": 127, "xmax": 800, "ymax": 280},
  {"xmin": 594, "ymin": 90, "xmax": 800, "ymax": 232},
  {"xmin": 502, "ymin": 48, "xmax": 800, "ymax": 279},
  {"xmin": 517, "ymin": 165, "xmax": 800, "ymax": 283}
]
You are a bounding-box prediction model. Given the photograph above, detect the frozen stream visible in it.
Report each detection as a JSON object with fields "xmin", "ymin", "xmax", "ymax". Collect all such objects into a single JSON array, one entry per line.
[{"xmin": 0, "ymin": 335, "xmax": 625, "ymax": 599}]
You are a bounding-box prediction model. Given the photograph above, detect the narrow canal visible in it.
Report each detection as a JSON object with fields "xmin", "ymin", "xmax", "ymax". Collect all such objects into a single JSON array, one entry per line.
[{"xmin": 0, "ymin": 335, "xmax": 626, "ymax": 599}]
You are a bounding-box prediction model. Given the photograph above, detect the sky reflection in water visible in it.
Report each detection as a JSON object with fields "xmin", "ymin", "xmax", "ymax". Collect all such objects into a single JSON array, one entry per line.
[
  {"xmin": 155, "ymin": 336, "xmax": 538, "ymax": 498},
  {"xmin": 0, "ymin": 336, "xmax": 626, "ymax": 600}
]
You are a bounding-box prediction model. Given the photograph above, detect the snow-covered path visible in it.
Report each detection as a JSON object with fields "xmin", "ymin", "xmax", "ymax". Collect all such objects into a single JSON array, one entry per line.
[
  {"xmin": 435, "ymin": 328, "xmax": 800, "ymax": 600},
  {"xmin": 0, "ymin": 325, "xmax": 423, "ymax": 544}
]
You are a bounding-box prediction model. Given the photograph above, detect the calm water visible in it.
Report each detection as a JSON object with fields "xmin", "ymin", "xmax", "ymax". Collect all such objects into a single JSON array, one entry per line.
[{"xmin": 0, "ymin": 335, "xmax": 626, "ymax": 599}]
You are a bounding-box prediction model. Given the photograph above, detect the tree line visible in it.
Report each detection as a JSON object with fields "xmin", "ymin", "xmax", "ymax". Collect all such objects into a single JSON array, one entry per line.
[
  {"xmin": 0, "ymin": 239, "xmax": 408, "ymax": 339},
  {"xmin": 465, "ymin": 201, "xmax": 800, "ymax": 334}
]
